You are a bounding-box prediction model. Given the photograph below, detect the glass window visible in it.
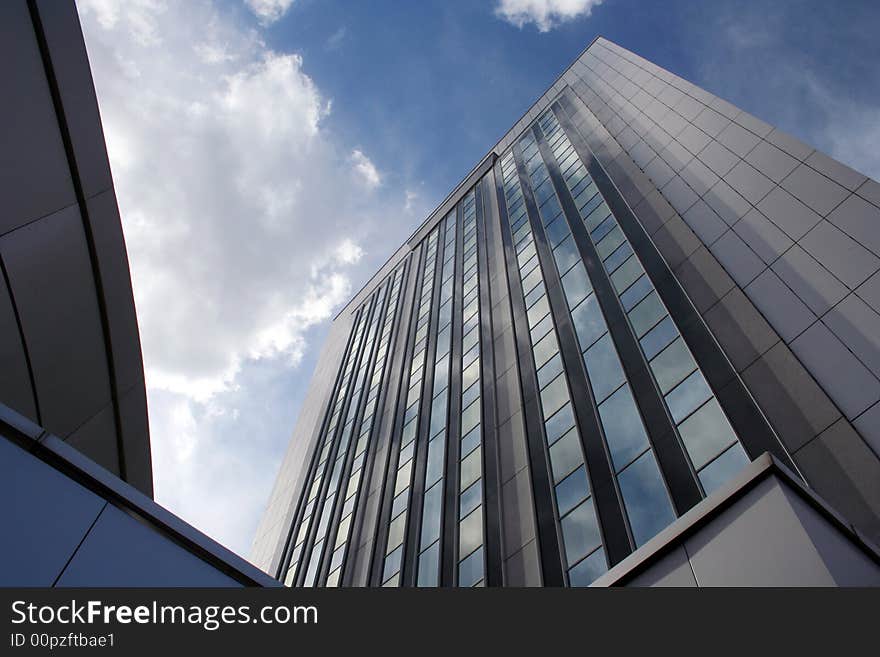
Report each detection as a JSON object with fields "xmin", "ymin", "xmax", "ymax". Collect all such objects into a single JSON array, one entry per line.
[
  {"xmin": 629, "ymin": 292, "xmax": 666, "ymax": 338},
  {"xmin": 420, "ymin": 481, "xmax": 443, "ymax": 548},
  {"xmin": 462, "ymin": 359, "xmax": 480, "ymax": 391},
  {"xmin": 461, "ymin": 381, "xmax": 480, "ymax": 410},
  {"xmin": 537, "ymin": 352, "xmax": 564, "ymax": 389},
  {"xmin": 395, "ymin": 460, "xmax": 412, "ymax": 495},
  {"xmin": 459, "ymin": 506, "xmax": 483, "ymax": 558},
  {"xmin": 598, "ymin": 385, "xmax": 650, "ymax": 472},
  {"xmin": 568, "ymin": 548, "xmax": 607, "ymax": 587},
  {"xmin": 545, "ymin": 403, "xmax": 575, "ymax": 445},
  {"xmin": 461, "ymin": 424, "xmax": 481, "ymax": 458},
  {"xmin": 460, "ymin": 480, "xmax": 482, "ymax": 518},
  {"xmin": 596, "ymin": 225, "xmax": 626, "ymax": 259},
  {"xmin": 698, "ymin": 443, "xmax": 750, "ymax": 495},
  {"xmin": 549, "ymin": 428, "xmax": 582, "ymax": 483},
  {"xmin": 533, "ymin": 331, "xmax": 558, "ymax": 369},
  {"xmin": 554, "ymin": 235, "xmax": 581, "ymax": 275},
  {"xmin": 460, "ymin": 447, "xmax": 482, "ymax": 490},
  {"xmin": 604, "ymin": 241, "xmax": 633, "ymax": 274},
  {"xmin": 530, "ymin": 313, "xmax": 554, "ymax": 343},
  {"xmin": 618, "ymin": 451, "xmax": 676, "ymax": 546},
  {"xmin": 540, "ymin": 373, "xmax": 569, "ymax": 418},
  {"xmin": 388, "ymin": 513, "xmax": 406, "ymax": 549},
  {"xmin": 433, "ymin": 356, "xmax": 449, "ymax": 395},
  {"xmin": 666, "ymin": 371, "xmax": 714, "ymax": 424},
  {"xmin": 528, "ymin": 295, "xmax": 550, "ymax": 328},
  {"xmin": 591, "ymin": 215, "xmax": 616, "ymax": 242},
  {"xmin": 650, "ymin": 337, "xmax": 697, "ymax": 394},
  {"xmin": 561, "ymin": 265, "xmax": 592, "ymax": 309},
  {"xmin": 417, "ymin": 541, "xmax": 440, "ymax": 587},
  {"xmin": 391, "ymin": 490, "xmax": 407, "ymax": 518},
  {"xmin": 584, "ymin": 202, "xmax": 610, "ymax": 232},
  {"xmin": 610, "ymin": 256, "xmax": 643, "ymax": 294},
  {"xmin": 561, "ymin": 500, "xmax": 601, "ymax": 565},
  {"xmin": 679, "ymin": 400, "xmax": 739, "ymax": 470},
  {"xmin": 461, "ymin": 399, "xmax": 481, "ymax": 436},
  {"xmin": 640, "ymin": 316, "xmax": 678, "ymax": 360},
  {"xmin": 555, "ymin": 466, "xmax": 590, "ymax": 516},
  {"xmin": 545, "ymin": 215, "xmax": 570, "ymax": 248},
  {"xmin": 425, "ymin": 437, "xmax": 445, "ymax": 487},
  {"xmin": 459, "ymin": 546, "xmax": 484, "ymax": 587},
  {"xmin": 429, "ymin": 390, "xmax": 448, "ymax": 438},
  {"xmin": 571, "ymin": 294, "xmax": 605, "ymax": 351},
  {"xmin": 583, "ymin": 334, "xmax": 625, "ymax": 403},
  {"xmin": 383, "ymin": 545, "xmax": 403, "ymax": 582}
]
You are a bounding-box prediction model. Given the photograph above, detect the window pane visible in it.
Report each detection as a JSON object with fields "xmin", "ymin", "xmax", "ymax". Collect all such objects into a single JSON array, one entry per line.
[
  {"xmin": 561, "ymin": 501, "xmax": 602, "ymax": 565},
  {"xmin": 556, "ymin": 466, "xmax": 590, "ymax": 516},
  {"xmin": 628, "ymin": 292, "xmax": 666, "ymax": 337},
  {"xmin": 420, "ymin": 482, "xmax": 443, "ymax": 548},
  {"xmin": 568, "ymin": 549, "xmax": 607, "ymax": 587},
  {"xmin": 554, "ymin": 235, "xmax": 581, "ymax": 275},
  {"xmin": 545, "ymin": 403, "xmax": 575, "ymax": 445},
  {"xmin": 417, "ymin": 541, "xmax": 439, "ymax": 587},
  {"xmin": 425, "ymin": 437, "xmax": 445, "ymax": 489},
  {"xmin": 537, "ymin": 352, "xmax": 564, "ymax": 389},
  {"xmin": 571, "ymin": 295, "xmax": 605, "ymax": 351},
  {"xmin": 618, "ymin": 451, "xmax": 676, "ymax": 547},
  {"xmin": 383, "ymin": 545, "xmax": 403, "ymax": 582},
  {"xmin": 679, "ymin": 400, "xmax": 739, "ymax": 469},
  {"xmin": 460, "ymin": 480, "xmax": 482, "ymax": 518},
  {"xmin": 561, "ymin": 265, "xmax": 592, "ymax": 309},
  {"xmin": 598, "ymin": 385, "xmax": 650, "ymax": 472},
  {"xmin": 545, "ymin": 215, "xmax": 570, "ymax": 247},
  {"xmin": 698, "ymin": 443, "xmax": 750, "ymax": 495},
  {"xmin": 459, "ymin": 506, "xmax": 483, "ymax": 558},
  {"xmin": 461, "ymin": 399, "xmax": 481, "ymax": 436},
  {"xmin": 596, "ymin": 225, "xmax": 625, "ymax": 259},
  {"xmin": 583, "ymin": 334, "xmax": 625, "ymax": 403},
  {"xmin": 549, "ymin": 428, "xmax": 582, "ymax": 483},
  {"xmin": 388, "ymin": 513, "xmax": 406, "ymax": 549},
  {"xmin": 459, "ymin": 546, "xmax": 484, "ymax": 587},
  {"xmin": 461, "ymin": 424, "xmax": 481, "ymax": 458},
  {"xmin": 666, "ymin": 371, "xmax": 713, "ymax": 424},
  {"xmin": 603, "ymin": 241, "xmax": 633, "ymax": 274},
  {"xmin": 528, "ymin": 295, "xmax": 550, "ymax": 328},
  {"xmin": 540, "ymin": 373, "xmax": 569, "ymax": 418},
  {"xmin": 533, "ymin": 331, "xmax": 558, "ymax": 369},
  {"xmin": 611, "ymin": 255, "xmax": 643, "ymax": 293},
  {"xmin": 640, "ymin": 316, "xmax": 677, "ymax": 360},
  {"xmin": 650, "ymin": 337, "xmax": 697, "ymax": 394},
  {"xmin": 460, "ymin": 447, "xmax": 482, "ymax": 490}
]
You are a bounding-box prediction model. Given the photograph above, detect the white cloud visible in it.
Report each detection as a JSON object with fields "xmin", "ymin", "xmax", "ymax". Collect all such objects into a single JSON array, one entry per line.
[
  {"xmin": 245, "ymin": 0, "xmax": 295, "ymax": 25},
  {"xmin": 350, "ymin": 149, "xmax": 382, "ymax": 188},
  {"xmin": 77, "ymin": 0, "xmax": 403, "ymax": 557},
  {"xmin": 494, "ymin": 0, "xmax": 603, "ymax": 32}
]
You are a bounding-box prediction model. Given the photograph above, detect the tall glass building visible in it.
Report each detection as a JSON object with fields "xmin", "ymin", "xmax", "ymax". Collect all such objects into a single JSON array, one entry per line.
[{"xmin": 253, "ymin": 37, "xmax": 880, "ymax": 587}]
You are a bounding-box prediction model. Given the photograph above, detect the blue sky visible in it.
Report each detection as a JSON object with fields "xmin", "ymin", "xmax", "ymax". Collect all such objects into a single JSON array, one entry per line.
[{"xmin": 77, "ymin": 0, "xmax": 880, "ymax": 560}]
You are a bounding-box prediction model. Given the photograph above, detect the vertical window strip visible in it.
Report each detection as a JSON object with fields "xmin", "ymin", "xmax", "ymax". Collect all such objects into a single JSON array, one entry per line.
[
  {"xmin": 415, "ymin": 210, "xmax": 456, "ymax": 587},
  {"xmin": 325, "ymin": 264, "xmax": 406, "ymax": 587},
  {"xmin": 284, "ymin": 299, "xmax": 371, "ymax": 585},
  {"xmin": 303, "ymin": 280, "xmax": 389, "ymax": 586},
  {"xmin": 539, "ymin": 109, "xmax": 749, "ymax": 506},
  {"xmin": 456, "ymin": 189, "xmax": 485, "ymax": 587},
  {"xmin": 500, "ymin": 148, "xmax": 607, "ymax": 586},
  {"xmin": 524, "ymin": 123, "xmax": 674, "ymax": 555},
  {"xmin": 382, "ymin": 227, "xmax": 441, "ymax": 586}
]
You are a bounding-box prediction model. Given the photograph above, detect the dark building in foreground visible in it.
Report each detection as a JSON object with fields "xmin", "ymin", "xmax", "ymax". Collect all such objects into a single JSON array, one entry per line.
[
  {"xmin": 254, "ymin": 37, "xmax": 880, "ymax": 587},
  {"xmin": 0, "ymin": 0, "xmax": 276, "ymax": 588}
]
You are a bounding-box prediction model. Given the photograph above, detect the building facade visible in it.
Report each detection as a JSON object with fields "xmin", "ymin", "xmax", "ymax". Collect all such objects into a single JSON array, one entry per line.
[{"xmin": 253, "ymin": 36, "xmax": 880, "ymax": 586}]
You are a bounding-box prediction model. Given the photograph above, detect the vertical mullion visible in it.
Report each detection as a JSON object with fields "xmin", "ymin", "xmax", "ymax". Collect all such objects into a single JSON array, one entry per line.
[
  {"xmin": 512, "ymin": 139, "xmax": 633, "ymax": 566},
  {"xmin": 441, "ymin": 204, "xmax": 464, "ymax": 586},
  {"xmin": 476, "ymin": 177, "xmax": 504, "ymax": 586}
]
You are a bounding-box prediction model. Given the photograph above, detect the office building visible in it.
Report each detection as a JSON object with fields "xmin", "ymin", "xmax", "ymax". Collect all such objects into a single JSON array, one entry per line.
[{"xmin": 254, "ymin": 36, "xmax": 880, "ymax": 586}]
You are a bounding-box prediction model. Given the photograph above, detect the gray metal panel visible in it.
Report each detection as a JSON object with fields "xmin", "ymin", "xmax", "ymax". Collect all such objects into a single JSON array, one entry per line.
[
  {"xmin": 0, "ymin": 0, "xmax": 75, "ymax": 237},
  {"xmin": 0, "ymin": 206, "xmax": 113, "ymax": 439}
]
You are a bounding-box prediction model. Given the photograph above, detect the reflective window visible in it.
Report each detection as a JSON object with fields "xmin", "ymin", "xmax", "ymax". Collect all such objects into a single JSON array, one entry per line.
[
  {"xmin": 598, "ymin": 385, "xmax": 650, "ymax": 472},
  {"xmin": 555, "ymin": 466, "xmax": 590, "ymax": 516},
  {"xmin": 698, "ymin": 443, "xmax": 750, "ymax": 495},
  {"xmin": 561, "ymin": 501, "xmax": 601, "ymax": 565}
]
